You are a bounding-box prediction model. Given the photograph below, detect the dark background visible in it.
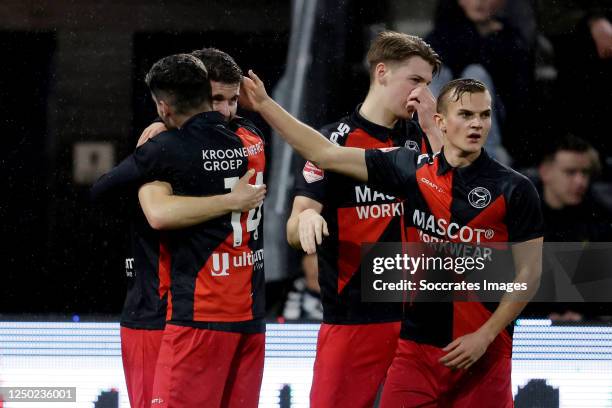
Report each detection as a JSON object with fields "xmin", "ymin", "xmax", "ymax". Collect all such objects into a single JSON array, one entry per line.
[
  {"xmin": 0, "ymin": 0, "xmax": 388, "ymax": 316},
  {"xmin": 1, "ymin": 1, "xmax": 293, "ymax": 315}
]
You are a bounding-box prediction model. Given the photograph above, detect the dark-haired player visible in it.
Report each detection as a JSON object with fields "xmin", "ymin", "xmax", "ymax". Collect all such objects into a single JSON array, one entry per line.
[
  {"xmin": 140, "ymin": 54, "xmax": 266, "ymax": 408},
  {"xmin": 241, "ymin": 73, "xmax": 542, "ymax": 407},
  {"xmin": 91, "ymin": 49, "xmax": 265, "ymax": 408},
  {"xmin": 138, "ymin": 47, "xmax": 246, "ymax": 144},
  {"xmin": 286, "ymin": 31, "xmax": 442, "ymax": 407}
]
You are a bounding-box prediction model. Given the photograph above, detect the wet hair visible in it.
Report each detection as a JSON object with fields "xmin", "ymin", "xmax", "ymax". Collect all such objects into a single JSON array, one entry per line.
[
  {"xmin": 145, "ymin": 53, "xmax": 212, "ymax": 114},
  {"xmin": 436, "ymin": 78, "xmax": 488, "ymax": 113},
  {"xmin": 191, "ymin": 48, "xmax": 242, "ymax": 85},
  {"xmin": 367, "ymin": 31, "xmax": 441, "ymax": 79}
]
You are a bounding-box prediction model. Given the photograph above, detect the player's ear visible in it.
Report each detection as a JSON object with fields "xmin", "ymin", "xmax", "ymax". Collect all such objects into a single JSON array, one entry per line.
[
  {"xmin": 434, "ymin": 112, "xmax": 446, "ymax": 133},
  {"xmin": 375, "ymin": 62, "xmax": 388, "ymax": 86},
  {"xmin": 158, "ymin": 100, "xmax": 172, "ymax": 118}
]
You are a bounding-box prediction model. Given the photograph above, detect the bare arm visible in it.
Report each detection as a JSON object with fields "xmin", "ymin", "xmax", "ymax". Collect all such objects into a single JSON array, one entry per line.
[
  {"xmin": 440, "ymin": 237, "xmax": 543, "ymax": 369},
  {"xmin": 478, "ymin": 238, "xmax": 543, "ymax": 336},
  {"xmin": 138, "ymin": 169, "xmax": 266, "ymax": 230},
  {"xmin": 241, "ymin": 71, "xmax": 368, "ymax": 182},
  {"xmin": 286, "ymin": 196, "xmax": 327, "ymax": 254}
]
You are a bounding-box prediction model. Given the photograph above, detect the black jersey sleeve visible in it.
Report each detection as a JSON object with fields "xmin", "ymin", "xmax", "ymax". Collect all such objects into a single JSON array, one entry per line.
[
  {"xmin": 131, "ymin": 136, "xmax": 169, "ymax": 180},
  {"xmin": 90, "ymin": 154, "xmax": 143, "ymax": 202},
  {"xmin": 90, "ymin": 133, "xmax": 172, "ymax": 202},
  {"xmin": 293, "ymin": 126, "xmax": 336, "ymax": 204},
  {"xmin": 365, "ymin": 147, "xmax": 419, "ymax": 199},
  {"xmin": 293, "ymin": 159, "xmax": 328, "ymax": 203},
  {"xmin": 507, "ymin": 176, "xmax": 544, "ymax": 242}
]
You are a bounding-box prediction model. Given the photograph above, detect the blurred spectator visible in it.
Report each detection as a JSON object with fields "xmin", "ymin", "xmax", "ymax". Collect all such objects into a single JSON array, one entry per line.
[
  {"xmin": 426, "ymin": 0, "xmax": 534, "ymax": 164},
  {"xmin": 536, "ymin": 134, "xmax": 612, "ymax": 321},
  {"xmin": 539, "ymin": 134, "xmax": 612, "ymax": 242},
  {"xmin": 282, "ymin": 254, "xmax": 323, "ymax": 321},
  {"xmin": 538, "ymin": 0, "xmax": 612, "ymax": 155}
]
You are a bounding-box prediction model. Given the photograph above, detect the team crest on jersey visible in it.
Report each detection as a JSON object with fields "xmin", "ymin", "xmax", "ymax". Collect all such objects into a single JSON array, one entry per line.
[
  {"xmin": 303, "ymin": 161, "xmax": 324, "ymax": 183},
  {"xmin": 468, "ymin": 187, "xmax": 492, "ymax": 209},
  {"xmin": 405, "ymin": 140, "xmax": 420, "ymax": 151}
]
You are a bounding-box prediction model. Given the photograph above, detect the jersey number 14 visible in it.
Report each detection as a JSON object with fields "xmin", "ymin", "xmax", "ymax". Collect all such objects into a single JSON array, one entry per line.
[{"xmin": 224, "ymin": 171, "xmax": 264, "ymax": 247}]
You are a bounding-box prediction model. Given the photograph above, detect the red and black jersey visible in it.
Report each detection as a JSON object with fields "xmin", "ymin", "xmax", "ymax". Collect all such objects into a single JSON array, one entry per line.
[
  {"xmin": 131, "ymin": 111, "xmax": 265, "ymax": 332},
  {"xmin": 93, "ymin": 112, "xmax": 266, "ymax": 333},
  {"xmin": 294, "ymin": 106, "xmax": 431, "ymax": 324},
  {"xmin": 119, "ymin": 212, "xmax": 171, "ymax": 330},
  {"xmin": 365, "ymin": 147, "xmax": 543, "ymax": 354},
  {"xmin": 92, "ymin": 154, "xmax": 171, "ymax": 331}
]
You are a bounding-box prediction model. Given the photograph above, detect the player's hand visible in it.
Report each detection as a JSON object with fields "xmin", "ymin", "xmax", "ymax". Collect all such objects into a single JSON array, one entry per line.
[
  {"xmin": 405, "ymin": 86, "xmax": 437, "ymax": 132},
  {"xmin": 590, "ymin": 18, "xmax": 612, "ymax": 59},
  {"xmin": 297, "ymin": 209, "xmax": 329, "ymax": 255},
  {"xmin": 439, "ymin": 329, "xmax": 494, "ymax": 370},
  {"xmin": 227, "ymin": 169, "xmax": 267, "ymax": 212},
  {"xmin": 137, "ymin": 122, "xmax": 167, "ymax": 147},
  {"xmin": 240, "ymin": 70, "xmax": 271, "ymax": 112}
]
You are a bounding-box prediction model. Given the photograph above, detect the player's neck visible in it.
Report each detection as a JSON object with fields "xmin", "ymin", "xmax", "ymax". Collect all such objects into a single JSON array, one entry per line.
[
  {"xmin": 360, "ymin": 94, "xmax": 398, "ymax": 129},
  {"xmin": 443, "ymin": 144, "xmax": 481, "ymax": 168},
  {"xmin": 173, "ymin": 106, "xmax": 212, "ymax": 129}
]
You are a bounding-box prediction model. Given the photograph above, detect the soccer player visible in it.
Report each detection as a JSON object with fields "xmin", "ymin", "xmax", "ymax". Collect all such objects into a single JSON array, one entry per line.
[
  {"xmin": 241, "ymin": 73, "xmax": 543, "ymax": 406},
  {"xmin": 286, "ymin": 31, "xmax": 442, "ymax": 407},
  {"xmin": 139, "ymin": 54, "xmax": 265, "ymax": 408},
  {"xmin": 138, "ymin": 47, "xmax": 245, "ymax": 145},
  {"xmin": 91, "ymin": 50, "xmax": 264, "ymax": 408}
]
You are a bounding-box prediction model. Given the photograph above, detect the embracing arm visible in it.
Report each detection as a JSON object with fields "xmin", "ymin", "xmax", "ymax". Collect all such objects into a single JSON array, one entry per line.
[
  {"xmin": 90, "ymin": 155, "xmax": 142, "ymax": 202},
  {"xmin": 138, "ymin": 169, "xmax": 266, "ymax": 230}
]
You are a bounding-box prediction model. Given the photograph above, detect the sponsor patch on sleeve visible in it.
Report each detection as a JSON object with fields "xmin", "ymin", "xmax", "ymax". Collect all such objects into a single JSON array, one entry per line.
[{"xmin": 303, "ymin": 161, "xmax": 324, "ymax": 183}]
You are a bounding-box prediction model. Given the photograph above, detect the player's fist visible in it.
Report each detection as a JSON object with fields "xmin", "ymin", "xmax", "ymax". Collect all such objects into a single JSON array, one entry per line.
[
  {"xmin": 228, "ymin": 169, "xmax": 267, "ymax": 212},
  {"xmin": 405, "ymin": 86, "xmax": 437, "ymax": 132}
]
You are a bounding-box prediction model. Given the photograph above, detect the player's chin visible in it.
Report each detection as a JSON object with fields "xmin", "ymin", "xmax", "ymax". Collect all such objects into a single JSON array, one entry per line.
[{"xmin": 460, "ymin": 143, "xmax": 483, "ymax": 154}]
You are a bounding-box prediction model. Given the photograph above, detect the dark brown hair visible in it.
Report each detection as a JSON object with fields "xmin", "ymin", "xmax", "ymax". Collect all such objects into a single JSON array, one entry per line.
[{"xmin": 191, "ymin": 48, "xmax": 242, "ymax": 84}]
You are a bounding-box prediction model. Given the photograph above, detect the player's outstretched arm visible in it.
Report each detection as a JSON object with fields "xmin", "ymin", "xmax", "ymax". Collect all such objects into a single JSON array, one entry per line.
[
  {"xmin": 138, "ymin": 169, "xmax": 266, "ymax": 230},
  {"xmin": 439, "ymin": 237, "xmax": 543, "ymax": 370},
  {"xmin": 90, "ymin": 155, "xmax": 143, "ymax": 202},
  {"xmin": 286, "ymin": 196, "xmax": 328, "ymax": 254},
  {"xmin": 241, "ymin": 70, "xmax": 368, "ymax": 182},
  {"xmin": 91, "ymin": 122, "xmax": 168, "ymax": 202}
]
